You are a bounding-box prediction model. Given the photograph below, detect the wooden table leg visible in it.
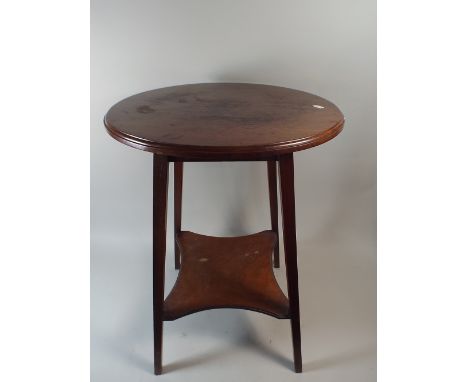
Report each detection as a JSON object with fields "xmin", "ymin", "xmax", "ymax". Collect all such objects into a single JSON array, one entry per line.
[
  {"xmin": 153, "ymin": 155, "xmax": 169, "ymax": 375},
  {"xmin": 278, "ymin": 153, "xmax": 302, "ymax": 373},
  {"xmin": 267, "ymin": 160, "xmax": 280, "ymax": 268},
  {"xmin": 174, "ymin": 162, "xmax": 183, "ymax": 270}
]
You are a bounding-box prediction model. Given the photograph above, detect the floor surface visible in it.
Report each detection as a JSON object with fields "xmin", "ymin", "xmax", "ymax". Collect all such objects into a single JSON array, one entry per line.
[{"xmin": 91, "ymin": 230, "xmax": 376, "ymax": 382}]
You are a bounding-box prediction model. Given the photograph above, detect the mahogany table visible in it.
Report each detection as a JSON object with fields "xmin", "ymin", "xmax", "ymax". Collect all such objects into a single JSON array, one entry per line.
[{"xmin": 104, "ymin": 83, "xmax": 344, "ymax": 374}]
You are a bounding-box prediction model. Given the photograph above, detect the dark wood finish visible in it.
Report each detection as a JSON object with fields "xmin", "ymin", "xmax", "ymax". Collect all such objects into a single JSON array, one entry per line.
[
  {"xmin": 104, "ymin": 83, "xmax": 344, "ymax": 159},
  {"xmin": 153, "ymin": 155, "xmax": 169, "ymax": 375},
  {"xmin": 164, "ymin": 231, "xmax": 289, "ymax": 321},
  {"xmin": 105, "ymin": 84, "xmax": 344, "ymax": 374},
  {"xmin": 173, "ymin": 162, "xmax": 183, "ymax": 270},
  {"xmin": 267, "ymin": 160, "xmax": 280, "ymax": 268},
  {"xmin": 279, "ymin": 154, "xmax": 302, "ymax": 373},
  {"xmin": 169, "ymin": 156, "xmax": 278, "ymax": 162}
]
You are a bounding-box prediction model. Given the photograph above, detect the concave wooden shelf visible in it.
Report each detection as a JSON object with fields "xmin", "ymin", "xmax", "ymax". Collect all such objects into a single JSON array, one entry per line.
[{"xmin": 163, "ymin": 230, "xmax": 290, "ymax": 321}]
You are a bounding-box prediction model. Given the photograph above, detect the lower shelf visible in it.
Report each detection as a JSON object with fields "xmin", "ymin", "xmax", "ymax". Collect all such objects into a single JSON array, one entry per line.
[{"xmin": 163, "ymin": 230, "xmax": 290, "ymax": 321}]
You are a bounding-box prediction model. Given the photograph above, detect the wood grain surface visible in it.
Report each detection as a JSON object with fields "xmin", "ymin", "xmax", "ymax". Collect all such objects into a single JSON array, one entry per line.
[
  {"xmin": 104, "ymin": 83, "xmax": 344, "ymax": 159},
  {"xmin": 163, "ymin": 230, "xmax": 289, "ymax": 321}
]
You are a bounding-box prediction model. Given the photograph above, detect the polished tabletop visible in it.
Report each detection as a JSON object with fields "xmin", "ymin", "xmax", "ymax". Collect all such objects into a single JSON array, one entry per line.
[{"xmin": 104, "ymin": 83, "xmax": 344, "ymax": 159}]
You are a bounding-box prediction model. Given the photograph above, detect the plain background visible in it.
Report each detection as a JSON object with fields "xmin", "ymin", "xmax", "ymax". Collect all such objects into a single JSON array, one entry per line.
[
  {"xmin": 91, "ymin": 1, "xmax": 376, "ymax": 381},
  {"xmin": 4, "ymin": 2, "xmax": 468, "ymax": 382}
]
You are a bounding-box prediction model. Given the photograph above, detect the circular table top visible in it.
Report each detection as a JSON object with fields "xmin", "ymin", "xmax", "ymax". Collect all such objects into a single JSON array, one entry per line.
[{"xmin": 104, "ymin": 83, "xmax": 344, "ymax": 159}]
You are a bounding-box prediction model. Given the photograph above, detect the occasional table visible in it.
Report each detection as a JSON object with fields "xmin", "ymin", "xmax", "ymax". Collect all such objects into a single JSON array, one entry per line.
[{"xmin": 104, "ymin": 83, "xmax": 344, "ymax": 374}]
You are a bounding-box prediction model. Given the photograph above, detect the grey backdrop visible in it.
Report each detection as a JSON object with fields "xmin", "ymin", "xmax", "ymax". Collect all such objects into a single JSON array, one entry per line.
[{"xmin": 91, "ymin": 1, "xmax": 376, "ymax": 381}]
